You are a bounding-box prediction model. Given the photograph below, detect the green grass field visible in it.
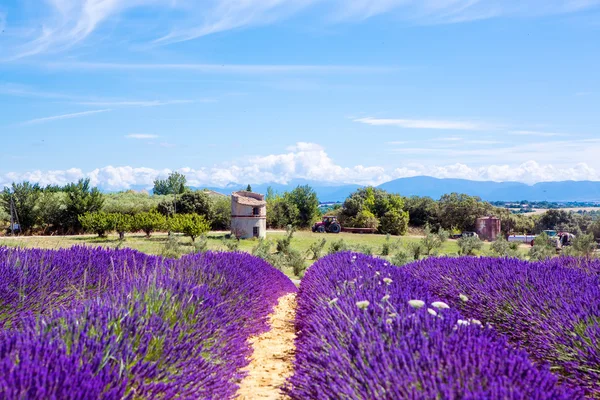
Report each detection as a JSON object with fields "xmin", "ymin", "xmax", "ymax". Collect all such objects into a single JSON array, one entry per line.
[{"xmin": 0, "ymin": 230, "xmax": 531, "ymax": 279}]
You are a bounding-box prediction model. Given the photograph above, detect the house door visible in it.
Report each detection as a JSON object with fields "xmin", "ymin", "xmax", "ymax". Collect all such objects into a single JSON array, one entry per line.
[{"xmin": 253, "ymin": 227, "xmax": 260, "ymax": 237}]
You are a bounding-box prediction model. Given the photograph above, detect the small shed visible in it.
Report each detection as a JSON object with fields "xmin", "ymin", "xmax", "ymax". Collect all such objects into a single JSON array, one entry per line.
[
  {"xmin": 231, "ymin": 191, "xmax": 267, "ymax": 239},
  {"xmin": 476, "ymin": 216, "xmax": 501, "ymax": 241}
]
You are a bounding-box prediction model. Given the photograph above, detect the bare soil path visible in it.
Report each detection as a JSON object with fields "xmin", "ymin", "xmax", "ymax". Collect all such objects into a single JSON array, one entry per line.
[{"xmin": 237, "ymin": 293, "xmax": 297, "ymax": 400}]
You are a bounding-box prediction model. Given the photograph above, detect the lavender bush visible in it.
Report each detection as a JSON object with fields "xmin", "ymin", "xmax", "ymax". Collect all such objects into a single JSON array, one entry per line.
[
  {"xmin": 0, "ymin": 246, "xmax": 296, "ymax": 399},
  {"xmin": 404, "ymin": 256, "xmax": 600, "ymax": 396},
  {"xmin": 286, "ymin": 252, "xmax": 579, "ymax": 399}
]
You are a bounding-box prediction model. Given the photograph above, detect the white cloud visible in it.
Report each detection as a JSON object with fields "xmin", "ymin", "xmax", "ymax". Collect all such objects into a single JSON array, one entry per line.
[
  {"xmin": 355, "ymin": 117, "xmax": 491, "ymax": 130},
  {"xmin": 1, "ymin": 142, "xmax": 599, "ymax": 190},
  {"xmin": 20, "ymin": 109, "xmax": 111, "ymax": 125},
  {"xmin": 509, "ymin": 130, "xmax": 568, "ymax": 137},
  {"xmin": 6, "ymin": 0, "xmax": 598, "ymax": 58},
  {"xmin": 126, "ymin": 134, "xmax": 159, "ymax": 139},
  {"xmin": 44, "ymin": 62, "xmax": 392, "ymax": 74}
]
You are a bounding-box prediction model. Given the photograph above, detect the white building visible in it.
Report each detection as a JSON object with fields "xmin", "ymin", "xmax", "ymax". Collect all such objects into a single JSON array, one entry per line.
[{"xmin": 231, "ymin": 191, "xmax": 267, "ymax": 239}]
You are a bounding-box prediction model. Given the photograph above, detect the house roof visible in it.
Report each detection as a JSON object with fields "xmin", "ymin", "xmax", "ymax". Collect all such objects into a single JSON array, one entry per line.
[{"xmin": 232, "ymin": 191, "xmax": 266, "ymax": 207}]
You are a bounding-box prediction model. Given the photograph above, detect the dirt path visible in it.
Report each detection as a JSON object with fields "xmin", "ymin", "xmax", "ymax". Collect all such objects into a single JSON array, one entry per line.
[{"xmin": 237, "ymin": 293, "xmax": 297, "ymax": 400}]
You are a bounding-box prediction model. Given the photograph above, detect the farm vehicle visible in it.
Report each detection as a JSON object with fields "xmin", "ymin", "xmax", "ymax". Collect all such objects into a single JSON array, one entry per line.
[{"xmin": 312, "ymin": 216, "xmax": 377, "ymax": 234}]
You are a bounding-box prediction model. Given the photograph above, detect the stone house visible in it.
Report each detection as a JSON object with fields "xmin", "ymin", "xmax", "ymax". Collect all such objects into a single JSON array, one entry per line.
[{"xmin": 231, "ymin": 191, "xmax": 267, "ymax": 239}]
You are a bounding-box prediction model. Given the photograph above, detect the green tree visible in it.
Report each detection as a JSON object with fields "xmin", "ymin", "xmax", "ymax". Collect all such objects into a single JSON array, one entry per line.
[
  {"xmin": 211, "ymin": 196, "xmax": 231, "ymax": 230},
  {"xmin": 133, "ymin": 210, "xmax": 167, "ymax": 238},
  {"xmin": 340, "ymin": 187, "xmax": 408, "ymax": 235},
  {"xmin": 490, "ymin": 236, "xmax": 521, "ymax": 258},
  {"xmin": 79, "ymin": 212, "xmax": 116, "ymax": 237},
  {"xmin": 1, "ymin": 182, "xmax": 42, "ymax": 233},
  {"xmin": 158, "ymin": 191, "xmax": 213, "ymax": 220},
  {"xmin": 437, "ymin": 193, "xmax": 491, "ymax": 232},
  {"xmin": 169, "ymin": 213, "xmax": 211, "ymax": 242},
  {"xmin": 114, "ymin": 213, "xmax": 134, "ymax": 240},
  {"xmin": 63, "ymin": 179, "xmax": 104, "ymax": 234},
  {"xmin": 37, "ymin": 191, "xmax": 67, "ymax": 233},
  {"xmin": 152, "ymin": 172, "xmax": 187, "ymax": 196},
  {"xmin": 285, "ymin": 185, "xmax": 320, "ymax": 228},
  {"xmin": 246, "ymin": 184, "xmax": 252, "ymax": 192},
  {"xmin": 267, "ymin": 196, "xmax": 299, "ymax": 229},
  {"xmin": 379, "ymin": 210, "xmax": 409, "ymax": 235},
  {"xmin": 404, "ymin": 196, "xmax": 438, "ymax": 227}
]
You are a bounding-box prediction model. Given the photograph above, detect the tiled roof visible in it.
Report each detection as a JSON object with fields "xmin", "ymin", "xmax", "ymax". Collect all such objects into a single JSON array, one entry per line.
[{"xmin": 232, "ymin": 191, "xmax": 266, "ymax": 207}]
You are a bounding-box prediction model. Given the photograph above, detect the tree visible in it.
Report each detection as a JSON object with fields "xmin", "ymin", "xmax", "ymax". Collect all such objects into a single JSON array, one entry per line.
[
  {"xmin": 152, "ymin": 172, "xmax": 187, "ymax": 196},
  {"xmin": 379, "ymin": 210, "xmax": 409, "ymax": 236},
  {"xmin": 246, "ymin": 184, "xmax": 252, "ymax": 192},
  {"xmin": 286, "ymin": 185, "xmax": 320, "ymax": 228},
  {"xmin": 79, "ymin": 212, "xmax": 116, "ymax": 237},
  {"xmin": 158, "ymin": 191, "xmax": 213, "ymax": 219},
  {"xmin": 490, "ymin": 236, "xmax": 521, "ymax": 258},
  {"xmin": 211, "ymin": 197, "xmax": 231, "ymax": 230},
  {"xmin": 114, "ymin": 213, "xmax": 134, "ymax": 240},
  {"xmin": 133, "ymin": 210, "xmax": 166, "ymax": 238},
  {"xmin": 437, "ymin": 193, "xmax": 491, "ymax": 232},
  {"xmin": 569, "ymin": 233, "xmax": 597, "ymax": 258},
  {"xmin": 63, "ymin": 179, "xmax": 104, "ymax": 234},
  {"xmin": 1, "ymin": 182, "xmax": 41, "ymax": 233},
  {"xmin": 169, "ymin": 213, "xmax": 210, "ymax": 242},
  {"xmin": 340, "ymin": 187, "xmax": 408, "ymax": 235},
  {"xmin": 404, "ymin": 196, "xmax": 438, "ymax": 228},
  {"xmin": 267, "ymin": 196, "xmax": 300, "ymax": 229},
  {"xmin": 37, "ymin": 191, "xmax": 67, "ymax": 233}
]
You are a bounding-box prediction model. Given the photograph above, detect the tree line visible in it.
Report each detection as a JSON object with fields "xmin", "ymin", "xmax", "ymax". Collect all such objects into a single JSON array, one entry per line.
[{"xmin": 2, "ymin": 173, "xmax": 599, "ymax": 239}]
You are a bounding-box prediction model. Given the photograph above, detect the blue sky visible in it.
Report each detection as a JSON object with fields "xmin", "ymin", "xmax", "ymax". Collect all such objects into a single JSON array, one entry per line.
[{"xmin": 1, "ymin": 0, "xmax": 599, "ymax": 190}]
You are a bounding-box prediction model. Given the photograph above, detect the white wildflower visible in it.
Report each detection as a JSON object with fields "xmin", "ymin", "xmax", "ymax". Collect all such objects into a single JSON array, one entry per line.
[
  {"xmin": 431, "ymin": 301, "xmax": 450, "ymax": 309},
  {"xmin": 459, "ymin": 294, "xmax": 469, "ymax": 302},
  {"xmin": 388, "ymin": 313, "xmax": 398, "ymax": 318},
  {"xmin": 383, "ymin": 277, "xmax": 393, "ymax": 285},
  {"xmin": 386, "ymin": 318, "xmax": 393, "ymax": 324},
  {"xmin": 457, "ymin": 319, "xmax": 469, "ymax": 326},
  {"xmin": 408, "ymin": 299, "xmax": 425, "ymax": 309},
  {"xmin": 328, "ymin": 298, "xmax": 339, "ymax": 306},
  {"xmin": 356, "ymin": 300, "xmax": 370, "ymax": 310},
  {"xmin": 382, "ymin": 295, "xmax": 390, "ymax": 302},
  {"xmin": 427, "ymin": 308, "xmax": 438, "ymax": 317},
  {"xmin": 469, "ymin": 319, "xmax": 483, "ymax": 326}
]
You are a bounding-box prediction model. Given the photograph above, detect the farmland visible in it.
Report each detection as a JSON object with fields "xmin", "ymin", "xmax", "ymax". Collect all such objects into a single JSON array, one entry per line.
[{"xmin": 1, "ymin": 246, "xmax": 599, "ymax": 399}]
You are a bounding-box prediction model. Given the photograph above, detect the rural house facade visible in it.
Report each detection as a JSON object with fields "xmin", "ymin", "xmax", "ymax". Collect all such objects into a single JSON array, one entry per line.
[{"xmin": 231, "ymin": 191, "xmax": 267, "ymax": 239}]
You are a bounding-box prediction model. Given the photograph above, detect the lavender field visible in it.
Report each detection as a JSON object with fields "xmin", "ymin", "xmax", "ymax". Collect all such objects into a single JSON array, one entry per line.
[
  {"xmin": 1, "ymin": 246, "xmax": 599, "ymax": 399},
  {"xmin": 0, "ymin": 247, "xmax": 296, "ymax": 399}
]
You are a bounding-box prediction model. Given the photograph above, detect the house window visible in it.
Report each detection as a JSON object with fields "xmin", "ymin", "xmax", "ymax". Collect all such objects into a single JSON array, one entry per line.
[
  {"xmin": 253, "ymin": 207, "xmax": 260, "ymax": 216},
  {"xmin": 253, "ymin": 227, "xmax": 260, "ymax": 237}
]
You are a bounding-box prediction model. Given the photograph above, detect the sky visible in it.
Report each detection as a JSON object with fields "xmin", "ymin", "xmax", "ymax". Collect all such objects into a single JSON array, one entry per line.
[{"xmin": 0, "ymin": 0, "xmax": 599, "ymax": 190}]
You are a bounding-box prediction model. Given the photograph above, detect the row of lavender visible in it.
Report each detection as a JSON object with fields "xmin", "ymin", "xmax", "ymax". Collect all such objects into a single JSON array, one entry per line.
[
  {"xmin": 405, "ymin": 256, "xmax": 600, "ymax": 397},
  {"xmin": 0, "ymin": 246, "xmax": 297, "ymax": 399},
  {"xmin": 286, "ymin": 253, "xmax": 585, "ymax": 399}
]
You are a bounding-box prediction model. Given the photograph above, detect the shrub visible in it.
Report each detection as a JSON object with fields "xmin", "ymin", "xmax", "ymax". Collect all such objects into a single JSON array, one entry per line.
[
  {"xmin": 161, "ymin": 234, "xmax": 183, "ymax": 259},
  {"xmin": 490, "ymin": 236, "xmax": 520, "ymax": 258},
  {"xmin": 420, "ymin": 224, "xmax": 443, "ymax": 256},
  {"xmin": 570, "ymin": 233, "xmax": 598, "ymax": 258},
  {"xmin": 458, "ymin": 235, "xmax": 483, "ymax": 256},
  {"xmin": 328, "ymin": 239, "xmax": 349, "ymax": 255},
  {"xmin": 391, "ymin": 250, "xmax": 411, "ymax": 266},
  {"xmin": 351, "ymin": 210, "xmax": 379, "ymax": 229},
  {"xmin": 276, "ymin": 225, "xmax": 295, "ymax": 254},
  {"xmin": 406, "ymin": 241, "xmax": 423, "ymax": 260},
  {"xmin": 193, "ymin": 235, "xmax": 209, "ymax": 253},
  {"xmin": 114, "ymin": 213, "xmax": 134, "ymax": 240},
  {"xmin": 307, "ymin": 238, "xmax": 327, "ymax": 260},
  {"xmin": 222, "ymin": 237, "xmax": 239, "ymax": 251},
  {"xmin": 529, "ymin": 232, "xmax": 555, "ymax": 260},
  {"xmin": 252, "ymin": 238, "xmax": 272, "ymax": 260},
  {"xmin": 352, "ymin": 244, "xmax": 373, "ymax": 256}
]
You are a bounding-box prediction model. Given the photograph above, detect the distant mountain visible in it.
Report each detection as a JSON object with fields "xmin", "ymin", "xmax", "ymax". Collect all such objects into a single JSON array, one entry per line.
[
  {"xmin": 195, "ymin": 179, "xmax": 362, "ymax": 203},
  {"xmin": 114, "ymin": 177, "xmax": 600, "ymax": 202},
  {"xmin": 378, "ymin": 177, "xmax": 600, "ymax": 202}
]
